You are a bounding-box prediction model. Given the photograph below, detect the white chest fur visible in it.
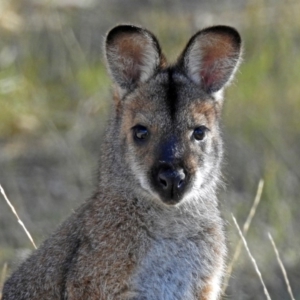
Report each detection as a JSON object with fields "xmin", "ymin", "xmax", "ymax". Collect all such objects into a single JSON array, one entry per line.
[{"xmin": 130, "ymin": 237, "xmax": 209, "ymax": 299}]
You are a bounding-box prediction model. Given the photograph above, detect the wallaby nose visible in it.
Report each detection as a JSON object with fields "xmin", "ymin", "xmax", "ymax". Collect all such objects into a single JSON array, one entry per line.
[
  {"xmin": 156, "ymin": 167, "xmax": 186, "ymax": 203},
  {"xmin": 158, "ymin": 168, "xmax": 185, "ymax": 190}
]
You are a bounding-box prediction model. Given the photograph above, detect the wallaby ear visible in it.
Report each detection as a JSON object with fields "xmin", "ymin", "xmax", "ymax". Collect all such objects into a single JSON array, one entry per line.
[
  {"xmin": 178, "ymin": 25, "xmax": 242, "ymax": 94},
  {"xmin": 105, "ymin": 25, "xmax": 164, "ymax": 92}
]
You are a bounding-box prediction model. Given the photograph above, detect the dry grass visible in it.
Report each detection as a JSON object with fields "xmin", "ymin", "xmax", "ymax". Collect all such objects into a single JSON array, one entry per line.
[
  {"xmin": 0, "ymin": 263, "xmax": 7, "ymax": 299},
  {"xmin": 222, "ymin": 179, "xmax": 264, "ymax": 294},
  {"xmin": 268, "ymin": 233, "xmax": 295, "ymax": 300},
  {"xmin": 232, "ymin": 214, "xmax": 272, "ymax": 300},
  {"xmin": 0, "ymin": 185, "xmax": 36, "ymax": 249}
]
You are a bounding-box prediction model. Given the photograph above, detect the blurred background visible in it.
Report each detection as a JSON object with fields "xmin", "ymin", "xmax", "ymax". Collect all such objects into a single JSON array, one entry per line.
[{"xmin": 0, "ymin": 0, "xmax": 299, "ymax": 299}]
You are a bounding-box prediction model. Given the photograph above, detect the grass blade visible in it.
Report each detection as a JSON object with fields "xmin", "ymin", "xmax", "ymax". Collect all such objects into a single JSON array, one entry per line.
[
  {"xmin": 232, "ymin": 214, "xmax": 272, "ymax": 300},
  {"xmin": 268, "ymin": 233, "xmax": 295, "ymax": 300},
  {"xmin": 0, "ymin": 185, "xmax": 37, "ymax": 249},
  {"xmin": 222, "ymin": 179, "xmax": 264, "ymax": 294}
]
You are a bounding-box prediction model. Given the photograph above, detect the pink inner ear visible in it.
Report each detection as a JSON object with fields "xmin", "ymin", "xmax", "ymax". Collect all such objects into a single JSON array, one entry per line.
[
  {"xmin": 108, "ymin": 32, "xmax": 158, "ymax": 87},
  {"xmin": 200, "ymin": 57, "xmax": 224, "ymax": 92},
  {"xmin": 196, "ymin": 35, "xmax": 238, "ymax": 92},
  {"xmin": 117, "ymin": 36, "xmax": 145, "ymax": 83},
  {"xmin": 200, "ymin": 60, "xmax": 214, "ymax": 90},
  {"xmin": 120, "ymin": 55, "xmax": 142, "ymax": 85}
]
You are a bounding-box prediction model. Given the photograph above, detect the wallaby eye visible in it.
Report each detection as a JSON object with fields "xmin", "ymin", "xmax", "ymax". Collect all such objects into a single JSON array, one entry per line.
[
  {"xmin": 193, "ymin": 126, "xmax": 207, "ymax": 141},
  {"xmin": 133, "ymin": 125, "xmax": 149, "ymax": 141}
]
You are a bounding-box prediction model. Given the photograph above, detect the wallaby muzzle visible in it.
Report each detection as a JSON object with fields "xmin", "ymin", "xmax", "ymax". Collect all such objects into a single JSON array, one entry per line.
[
  {"xmin": 150, "ymin": 137, "xmax": 191, "ymax": 204},
  {"xmin": 153, "ymin": 164, "xmax": 188, "ymax": 205}
]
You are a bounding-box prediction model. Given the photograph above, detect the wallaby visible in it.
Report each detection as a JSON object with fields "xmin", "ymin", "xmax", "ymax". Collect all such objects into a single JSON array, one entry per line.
[{"xmin": 2, "ymin": 24, "xmax": 242, "ymax": 300}]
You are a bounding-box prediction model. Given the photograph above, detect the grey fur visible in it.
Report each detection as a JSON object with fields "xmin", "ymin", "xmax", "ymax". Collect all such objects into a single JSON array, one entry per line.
[{"xmin": 2, "ymin": 25, "xmax": 242, "ymax": 300}]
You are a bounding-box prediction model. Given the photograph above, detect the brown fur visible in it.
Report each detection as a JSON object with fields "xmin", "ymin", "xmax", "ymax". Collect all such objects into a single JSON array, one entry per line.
[{"xmin": 2, "ymin": 24, "xmax": 242, "ymax": 300}]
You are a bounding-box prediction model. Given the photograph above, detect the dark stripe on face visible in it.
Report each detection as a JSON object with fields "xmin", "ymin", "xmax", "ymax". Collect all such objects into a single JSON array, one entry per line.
[
  {"xmin": 165, "ymin": 69, "xmax": 178, "ymax": 120},
  {"xmin": 159, "ymin": 136, "xmax": 178, "ymax": 165}
]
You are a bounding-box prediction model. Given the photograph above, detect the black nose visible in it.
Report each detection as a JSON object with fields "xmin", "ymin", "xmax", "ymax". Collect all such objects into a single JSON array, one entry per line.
[
  {"xmin": 155, "ymin": 167, "xmax": 186, "ymax": 203},
  {"xmin": 158, "ymin": 168, "xmax": 185, "ymax": 190}
]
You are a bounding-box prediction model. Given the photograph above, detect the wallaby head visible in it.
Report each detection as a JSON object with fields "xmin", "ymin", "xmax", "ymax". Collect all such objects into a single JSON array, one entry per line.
[{"xmin": 103, "ymin": 25, "xmax": 241, "ymax": 206}]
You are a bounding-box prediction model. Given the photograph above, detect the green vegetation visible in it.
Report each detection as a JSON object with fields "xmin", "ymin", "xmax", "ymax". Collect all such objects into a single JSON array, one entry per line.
[{"xmin": 0, "ymin": 0, "xmax": 300, "ymax": 299}]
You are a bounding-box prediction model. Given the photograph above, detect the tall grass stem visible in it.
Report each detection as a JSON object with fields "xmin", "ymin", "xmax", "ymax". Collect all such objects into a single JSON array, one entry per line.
[
  {"xmin": 232, "ymin": 214, "xmax": 272, "ymax": 300},
  {"xmin": 222, "ymin": 179, "xmax": 264, "ymax": 294},
  {"xmin": 0, "ymin": 185, "xmax": 37, "ymax": 249},
  {"xmin": 0, "ymin": 262, "xmax": 8, "ymax": 292},
  {"xmin": 268, "ymin": 233, "xmax": 295, "ymax": 300}
]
